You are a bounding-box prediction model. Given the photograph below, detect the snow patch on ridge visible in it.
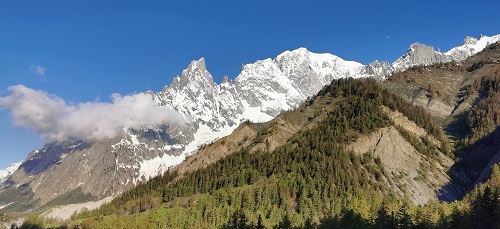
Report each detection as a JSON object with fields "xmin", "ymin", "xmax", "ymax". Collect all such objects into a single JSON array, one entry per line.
[
  {"xmin": 239, "ymin": 102, "xmax": 274, "ymax": 123},
  {"xmin": 67, "ymin": 143, "xmax": 82, "ymax": 150},
  {"xmin": 138, "ymin": 152, "xmax": 187, "ymax": 181},
  {"xmin": 137, "ymin": 123, "xmax": 237, "ymax": 181},
  {"xmin": 111, "ymin": 129, "xmax": 143, "ymax": 150},
  {"xmin": 0, "ymin": 202, "xmax": 13, "ymax": 210}
]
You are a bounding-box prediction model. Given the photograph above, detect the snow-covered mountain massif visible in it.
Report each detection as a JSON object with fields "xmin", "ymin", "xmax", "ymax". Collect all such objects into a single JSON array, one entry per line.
[{"xmin": 0, "ymin": 34, "xmax": 499, "ymax": 211}]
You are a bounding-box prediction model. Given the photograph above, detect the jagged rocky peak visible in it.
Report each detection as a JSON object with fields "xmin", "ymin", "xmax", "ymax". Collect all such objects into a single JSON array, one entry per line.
[
  {"xmin": 361, "ymin": 60, "xmax": 393, "ymax": 81},
  {"xmin": 168, "ymin": 57, "xmax": 214, "ymax": 91},
  {"xmin": 186, "ymin": 57, "xmax": 207, "ymax": 72},
  {"xmin": 182, "ymin": 57, "xmax": 212, "ymax": 82},
  {"xmin": 404, "ymin": 42, "xmax": 439, "ymax": 59},
  {"xmin": 392, "ymin": 42, "xmax": 444, "ymax": 72},
  {"xmin": 154, "ymin": 55, "xmax": 244, "ymax": 134},
  {"xmin": 220, "ymin": 75, "xmax": 237, "ymax": 93},
  {"xmin": 463, "ymin": 36, "xmax": 479, "ymax": 45},
  {"xmin": 368, "ymin": 60, "xmax": 391, "ymax": 68},
  {"xmin": 221, "ymin": 75, "xmax": 232, "ymax": 84}
]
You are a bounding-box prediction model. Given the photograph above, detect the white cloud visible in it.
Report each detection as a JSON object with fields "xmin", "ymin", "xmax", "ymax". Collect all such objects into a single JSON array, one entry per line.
[
  {"xmin": 30, "ymin": 65, "xmax": 47, "ymax": 81},
  {"xmin": 385, "ymin": 35, "xmax": 390, "ymax": 39},
  {"xmin": 31, "ymin": 65, "xmax": 46, "ymax": 75},
  {"xmin": 0, "ymin": 85, "xmax": 184, "ymax": 143}
]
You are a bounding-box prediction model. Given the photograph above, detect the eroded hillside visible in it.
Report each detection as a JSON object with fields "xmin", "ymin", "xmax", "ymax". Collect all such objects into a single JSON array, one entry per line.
[{"xmin": 382, "ymin": 41, "xmax": 500, "ymax": 198}]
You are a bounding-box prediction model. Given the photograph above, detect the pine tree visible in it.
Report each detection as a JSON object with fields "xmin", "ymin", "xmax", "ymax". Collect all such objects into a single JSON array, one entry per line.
[
  {"xmin": 375, "ymin": 206, "xmax": 392, "ymax": 229},
  {"xmin": 303, "ymin": 217, "xmax": 315, "ymax": 229},
  {"xmin": 256, "ymin": 215, "xmax": 265, "ymax": 229},
  {"xmin": 274, "ymin": 213, "xmax": 292, "ymax": 229},
  {"xmin": 397, "ymin": 203, "xmax": 412, "ymax": 229}
]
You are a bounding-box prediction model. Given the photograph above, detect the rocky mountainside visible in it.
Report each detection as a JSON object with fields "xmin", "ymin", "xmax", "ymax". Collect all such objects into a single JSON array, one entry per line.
[
  {"xmin": 0, "ymin": 34, "xmax": 498, "ymax": 212},
  {"xmin": 382, "ymin": 41, "xmax": 500, "ymax": 198}
]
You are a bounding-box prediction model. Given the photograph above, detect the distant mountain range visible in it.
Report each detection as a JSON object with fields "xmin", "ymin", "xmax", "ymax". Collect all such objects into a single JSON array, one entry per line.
[{"xmin": 0, "ymin": 34, "xmax": 499, "ymax": 212}]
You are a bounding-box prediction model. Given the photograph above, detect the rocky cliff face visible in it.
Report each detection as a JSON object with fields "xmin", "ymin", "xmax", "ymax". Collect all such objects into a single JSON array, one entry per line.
[
  {"xmin": 348, "ymin": 107, "xmax": 456, "ymax": 204},
  {"xmin": 1, "ymin": 34, "xmax": 498, "ymax": 212}
]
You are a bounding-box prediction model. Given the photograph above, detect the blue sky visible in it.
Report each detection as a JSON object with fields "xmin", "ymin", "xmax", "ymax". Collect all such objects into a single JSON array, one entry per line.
[{"xmin": 0, "ymin": 0, "xmax": 499, "ymax": 168}]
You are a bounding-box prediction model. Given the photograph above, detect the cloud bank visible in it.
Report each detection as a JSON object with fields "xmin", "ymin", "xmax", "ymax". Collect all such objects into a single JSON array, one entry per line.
[{"xmin": 0, "ymin": 85, "xmax": 184, "ymax": 143}]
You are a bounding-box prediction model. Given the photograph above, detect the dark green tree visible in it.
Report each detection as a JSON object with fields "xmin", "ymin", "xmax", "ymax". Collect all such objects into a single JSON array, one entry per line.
[
  {"xmin": 256, "ymin": 215, "xmax": 266, "ymax": 229},
  {"xmin": 274, "ymin": 213, "xmax": 292, "ymax": 229},
  {"xmin": 19, "ymin": 215, "xmax": 44, "ymax": 229}
]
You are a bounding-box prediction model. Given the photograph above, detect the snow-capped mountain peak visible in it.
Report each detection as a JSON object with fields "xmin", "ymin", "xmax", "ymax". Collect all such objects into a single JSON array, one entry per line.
[
  {"xmin": 168, "ymin": 57, "xmax": 214, "ymax": 91},
  {"xmin": 463, "ymin": 36, "xmax": 479, "ymax": 45},
  {"xmin": 183, "ymin": 57, "xmax": 208, "ymax": 76},
  {"xmin": 275, "ymin": 47, "xmax": 311, "ymax": 61},
  {"xmin": 221, "ymin": 75, "xmax": 232, "ymax": 84},
  {"xmin": 445, "ymin": 34, "xmax": 500, "ymax": 60},
  {"xmin": 0, "ymin": 161, "xmax": 23, "ymax": 183}
]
